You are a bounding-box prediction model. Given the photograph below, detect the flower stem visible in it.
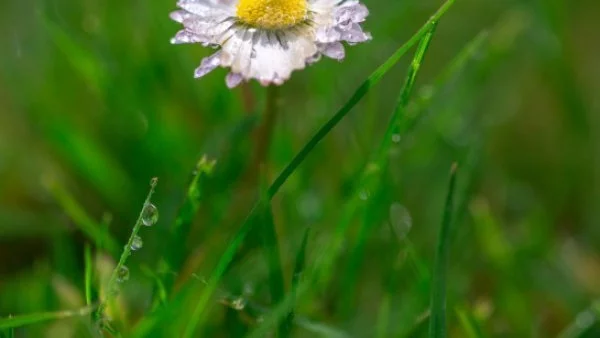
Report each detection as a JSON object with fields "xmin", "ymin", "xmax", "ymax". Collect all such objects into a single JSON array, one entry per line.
[{"xmin": 254, "ymin": 85, "xmax": 279, "ymax": 180}]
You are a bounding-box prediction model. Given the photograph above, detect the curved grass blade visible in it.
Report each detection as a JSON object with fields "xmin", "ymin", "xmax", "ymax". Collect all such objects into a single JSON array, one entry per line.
[
  {"xmin": 0, "ymin": 307, "xmax": 94, "ymax": 330},
  {"xmin": 182, "ymin": 1, "xmax": 457, "ymax": 335},
  {"xmin": 428, "ymin": 163, "xmax": 458, "ymax": 338}
]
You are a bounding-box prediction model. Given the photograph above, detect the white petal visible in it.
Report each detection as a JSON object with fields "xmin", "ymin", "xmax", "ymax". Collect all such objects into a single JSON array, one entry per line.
[
  {"xmin": 341, "ymin": 24, "xmax": 372, "ymax": 44},
  {"xmin": 171, "ymin": 30, "xmax": 203, "ymax": 44},
  {"xmin": 226, "ymin": 72, "xmax": 244, "ymax": 88},
  {"xmin": 194, "ymin": 51, "xmax": 222, "ymax": 78},
  {"xmin": 221, "ymin": 29, "xmax": 318, "ymax": 85},
  {"xmin": 319, "ymin": 42, "xmax": 345, "ymax": 60}
]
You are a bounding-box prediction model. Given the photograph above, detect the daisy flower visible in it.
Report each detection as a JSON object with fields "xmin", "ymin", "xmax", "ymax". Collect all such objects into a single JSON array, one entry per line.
[{"xmin": 170, "ymin": 0, "xmax": 371, "ymax": 88}]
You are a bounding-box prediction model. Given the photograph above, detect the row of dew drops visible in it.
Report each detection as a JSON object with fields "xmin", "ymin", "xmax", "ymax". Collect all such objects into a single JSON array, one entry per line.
[{"xmin": 116, "ymin": 202, "xmax": 159, "ymax": 283}]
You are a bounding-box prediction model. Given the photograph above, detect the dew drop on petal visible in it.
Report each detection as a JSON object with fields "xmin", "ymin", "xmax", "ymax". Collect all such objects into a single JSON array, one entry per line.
[
  {"xmin": 142, "ymin": 203, "xmax": 159, "ymax": 226},
  {"xmin": 390, "ymin": 203, "xmax": 412, "ymax": 240},
  {"xmin": 117, "ymin": 266, "xmax": 130, "ymax": 283},
  {"xmin": 131, "ymin": 235, "xmax": 143, "ymax": 251}
]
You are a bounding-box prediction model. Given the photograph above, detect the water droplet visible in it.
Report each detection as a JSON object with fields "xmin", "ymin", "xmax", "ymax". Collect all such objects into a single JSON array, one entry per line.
[
  {"xmin": 231, "ymin": 297, "xmax": 246, "ymax": 310},
  {"xmin": 243, "ymin": 283, "xmax": 255, "ymax": 296},
  {"xmin": 131, "ymin": 235, "xmax": 143, "ymax": 251},
  {"xmin": 117, "ymin": 266, "xmax": 130, "ymax": 283},
  {"xmin": 142, "ymin": 203, "xmax": 159, "ymax": 226},
  {"xmin": 296, "ymin": 191, "xmax": 322, "ymax": 221},
  {"xmin": 576, "ymin": 310, "xmax": 595, "ymax": 328},
  {"xmin": 392, "ymin": 134, "xmax": 401, "ymax": 143},
  {"xmin": 359, "ymin": 190, "xmax": 370, "ymax": 201},
  {"xmin": 390, "ymin": 203, "xmax": 412, "ymax": 240}
]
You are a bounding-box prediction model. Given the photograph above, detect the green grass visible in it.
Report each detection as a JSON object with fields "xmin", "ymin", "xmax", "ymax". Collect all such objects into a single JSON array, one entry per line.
[
  {"xmin": 1, "ymin": 0, "xmax": 600, "ymax": 337},
  {"xmin": 0, "ymin": 307, "xmax": 93, "ymax": 330},
  {"xmin": 429, "ymin": 163, "xmax": 458, "ymax": 338}
]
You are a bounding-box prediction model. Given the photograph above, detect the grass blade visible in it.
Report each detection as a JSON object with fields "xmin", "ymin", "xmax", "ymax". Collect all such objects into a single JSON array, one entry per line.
[
  {"xmin": 283, "ymin": 228, "xmax": 311, "ymax": 337},
  {"xmin": 182, "ymin": 2, "xmax": 457, "ymax": 334},
  {"xmin": 0, "ymin": 307, "xmax": 94, "ymax": 330},
  {"xmin": 456, "ymin": 306, "xmax": 486, "ymax": 338},
  {"xmin": 400, "ymin": 30, "xmax": 489, "ymax": 135},
  {"xmin": 340, "ymin": 22, "xmax": 439, "ymax": 312},
  {"xmin": 96, "ymin": 177, "xmax": 159, "ymax": 325},
  {"xmin": 163, "ymin": 156, "xmax": 216, "ymax": 290},
  {"xmin": 0, "ymin": 326, "xmax": 14, "ymax": 338},
  {"xmin": 294, "ymin": 317, "xmax": 349, "ymax": 338},
  {"xmin": 43, "ymin": 179, "xmax": 119, "ymax": 255},
  {"xmin": 258, "ymin": 200, "xmax": 286, "ymax": 337},
  {"xmin": 141, "ymin": 265, "xmax": 169, "ymax": 309},
  {"xmin": 84, "ymin": 243, "xmax": 93, "ymax": 306},
  {"xmin": 375, "ymin": 294, "xmax": 391, "ymax": 338},
  {"xmin": 428, "ymin": 163, "xmax": 458, "ymax": 338}
]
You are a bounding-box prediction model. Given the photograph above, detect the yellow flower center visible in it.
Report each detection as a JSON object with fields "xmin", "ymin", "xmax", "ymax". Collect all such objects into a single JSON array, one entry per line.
[{"xmin": 236, "ymin": 0, "xmax": 308, "ymax": 30}]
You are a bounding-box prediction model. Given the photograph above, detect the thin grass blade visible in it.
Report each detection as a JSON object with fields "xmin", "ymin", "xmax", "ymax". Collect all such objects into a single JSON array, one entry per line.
[
  {"xmin": 0, "ymin": 307, "xmax": 94, "ymax": 330},
  {"xmin": 428, "ymin": 163, "xmax": 459, "ymax": 338},
  {"xmin": 44, "ymin": 179, "xmax": 119, "ymax": 255},
  {"xmin": 258, "ymin": 199, "xmax": 286, "ymax": 337},
  {"xmin": 282, "ymin": 228, "xmax": 311, "ymax": 337},
  {"xmin": 84, "ymin": 243, "xmax": 93, "ymax": 306},
  {"xmin": 96, "ymin": 178, "xmax": 159, "ymax": 325},
  {"xmin": 163, "ymin": 156, "xmax": 216, "ymax": 290},
  {"xmin": 456, "ymin": 306, "xmax": 486, "ymax": 338},
  {"xmin": 375, "ymin": 294, "xmax": 391, "ymax": 338}
]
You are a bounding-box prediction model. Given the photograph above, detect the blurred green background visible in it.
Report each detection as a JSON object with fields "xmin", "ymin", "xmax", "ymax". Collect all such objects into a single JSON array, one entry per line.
[{"xmin": 1, "ymin": 0, "xmax": 600, "ymax": 336}]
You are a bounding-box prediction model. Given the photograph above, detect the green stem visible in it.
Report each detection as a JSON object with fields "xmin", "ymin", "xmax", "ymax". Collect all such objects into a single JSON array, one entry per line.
[
  {"xmin": 96, "ymin": 178, "xmax": 159, "ymax": 324},
  {"xmin": 255, "ymin": 85, "xmax": 279, "ymax": 179}
]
